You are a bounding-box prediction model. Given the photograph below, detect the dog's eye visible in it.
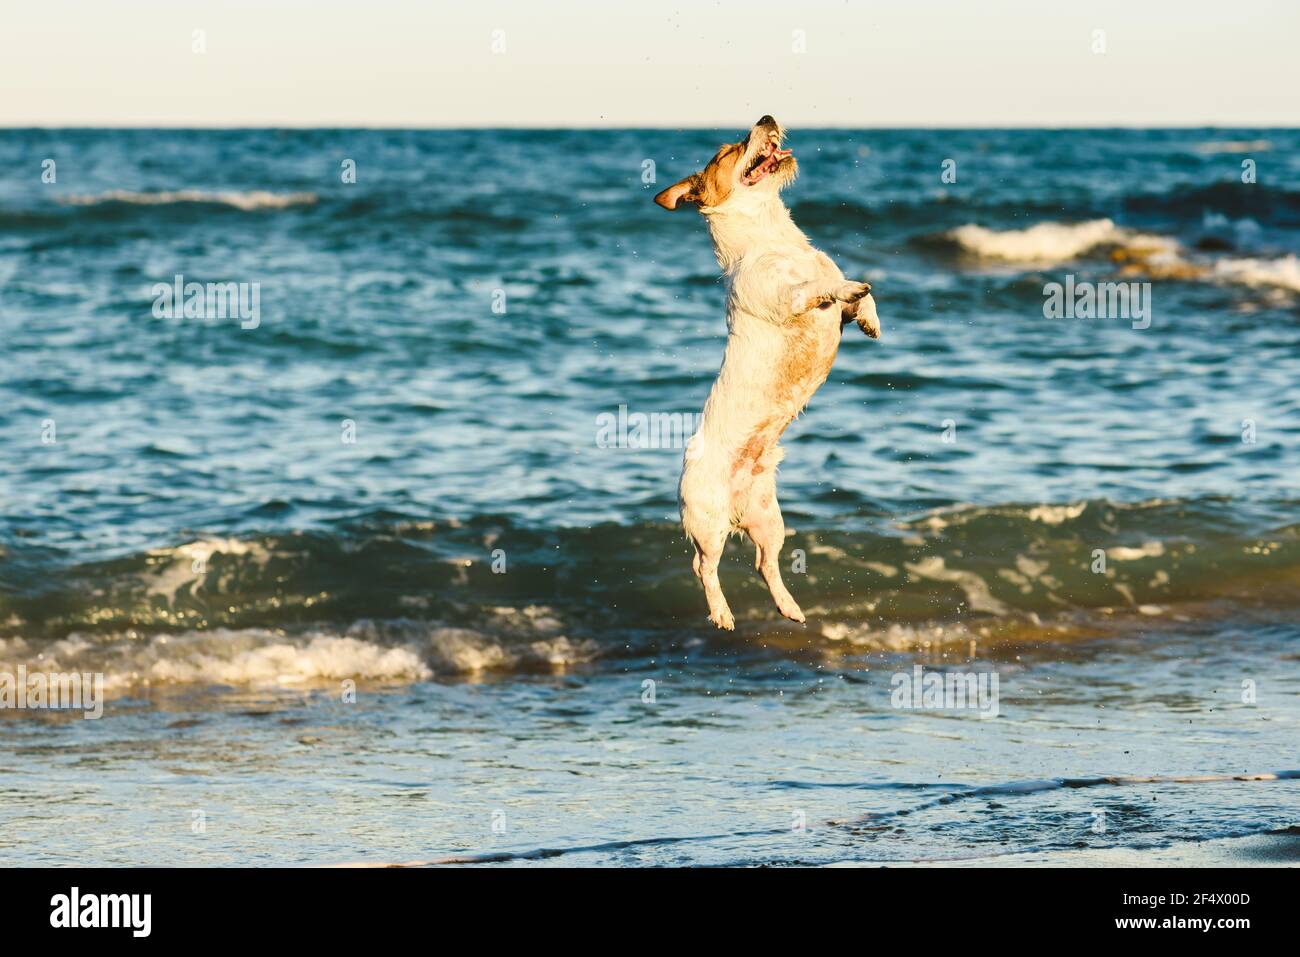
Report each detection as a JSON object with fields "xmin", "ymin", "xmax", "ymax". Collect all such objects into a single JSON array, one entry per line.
[{"xmin": 818, "ymin": 301, "xmax": 832, "ymax": 309}]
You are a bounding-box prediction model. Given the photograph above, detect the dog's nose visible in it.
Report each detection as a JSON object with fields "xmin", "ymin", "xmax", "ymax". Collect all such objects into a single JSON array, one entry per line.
[{"xmin": 757, "ymin": 115, "xmax": 776, "ymax": 127}]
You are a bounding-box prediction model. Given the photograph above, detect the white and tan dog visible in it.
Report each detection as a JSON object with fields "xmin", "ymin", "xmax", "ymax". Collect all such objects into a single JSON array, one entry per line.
[{"xmin": 655, "ymin": 115, "xmax": 880, "ymax": 630}]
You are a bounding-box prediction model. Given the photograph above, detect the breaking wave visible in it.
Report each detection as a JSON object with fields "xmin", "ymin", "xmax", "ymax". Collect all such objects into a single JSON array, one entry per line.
[
  {"xmin": 0, "ymin": 623, "xmax": 596, "ymax": 691},
  {"xmin": 936, "ymin": 216, "xmax": 1300, "ymax": 294},
  {"xmin": 942, "ymin": 218, "xmax": 1166, "ymax": 263},
  {"xmin": 1212, "ymin": 253, "xmax": 1300, "ymax": 293},
  {"xmin": 2, "ymin": 497, "xmax": 1298, "ymax": 689}
]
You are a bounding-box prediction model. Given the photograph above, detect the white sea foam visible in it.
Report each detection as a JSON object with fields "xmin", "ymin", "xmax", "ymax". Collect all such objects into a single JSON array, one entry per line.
[
  {"xmin": 948, "ymin": 218, "xmax": 1300, "ymax": 295},
  {"xmin": 1109, "ymin": 542, "xmax": 1166, "ymax": 561},
  {"xmin": 62, "ymin": 190, "xmax": 317, "ymax": 211},
  {"xmin": 909, "ymin": 501, "xmax": 1088, "ymax": 532},
  {"xmin": 1212, "ymin": 254, "xmax": 1300, "ymax": 293},
  {"xmin": 946, "ymin": 218, "xmax": 1190, "ymax": 267},
  {"xmin": 143, "ymin": 632, "xmax": 431, "ymax": 686},
  {"xmin": 5, "ymin": 617, "xmax": 598, "ymax": 693},
  {"xmin": 946, "ymin": 217, "xmax": 1128, "ymax": 261},
  {"xmin": 818, "ymin": 620, "xmax": 974, "ymax": 652},
  {"xmin": 145, "ymin": 537, "xmax": 271, "ymax": 605},
  {"xmin": 1023, "ymin": 502, "xmax": 1089, "ymax": 525},
  {"xmin": 6, "ymin": 630, "xmax": 425, "ymax": 690}
]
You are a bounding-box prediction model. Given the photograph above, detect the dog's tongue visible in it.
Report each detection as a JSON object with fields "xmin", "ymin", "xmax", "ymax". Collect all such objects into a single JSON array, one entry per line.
[{"xmin": 745, "ymin": 146, "xmax": 792, "ymax": 185}]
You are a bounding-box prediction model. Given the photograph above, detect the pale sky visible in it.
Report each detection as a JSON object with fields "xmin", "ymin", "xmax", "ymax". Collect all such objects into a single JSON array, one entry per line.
[{"xmin": 3, "ymin": 0, "xmax": 1297, "ymax": 127}]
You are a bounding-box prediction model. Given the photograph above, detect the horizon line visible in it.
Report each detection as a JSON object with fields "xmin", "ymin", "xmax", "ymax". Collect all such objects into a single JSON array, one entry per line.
[{"xmin": 3, "ymin": 123, "xmax": 1297, "ymax": 132}]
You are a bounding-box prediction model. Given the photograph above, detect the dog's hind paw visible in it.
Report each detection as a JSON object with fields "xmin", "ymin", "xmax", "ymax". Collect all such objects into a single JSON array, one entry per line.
[
  {"xmin": 772, "ymin": 591, "xmax": 805, "ymax": 623},
  {"xmin": 779, "ymin": 602, "xmax": 806, "ymax": 624},
  {"xmin": 709, "ymin": 608, "xmax": 736, "ymax": 631}
]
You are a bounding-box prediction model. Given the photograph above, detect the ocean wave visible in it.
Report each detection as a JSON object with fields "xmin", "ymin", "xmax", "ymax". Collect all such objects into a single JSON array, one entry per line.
[
  {"xmin": 60, "ymin": 189, "xmax": 318, "ymax": 211},
  {"xmin": 1120, "ymin": 181, "xmax": 1300, "ymax": 227},
  {"xmin": 1211, "ymin": 253, "xmax": 1300, "ymax": 293},
  {"xmin": 0, "ymin": 618, "xmax": 599, "ymax": 691},
  {"xmin": 1113, "ymin": 245, "xmax": 1300, "ymax": 294},
  {"xmin": 942, "ymin": 218, "xmax": 1175, "ymax": 264},
  {"xmin": 2, "ymin": 498, "xmax": 1298, "ymax": 685},
  {"xmin": 937, "ymin": 216, "xmax": 1300, "ymax": 295}
]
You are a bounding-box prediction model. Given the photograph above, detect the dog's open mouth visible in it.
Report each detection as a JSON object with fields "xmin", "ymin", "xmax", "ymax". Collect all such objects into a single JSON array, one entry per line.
[{"xmin": 742, "ymin": 140, "xmax": 793, "ymax": 186}]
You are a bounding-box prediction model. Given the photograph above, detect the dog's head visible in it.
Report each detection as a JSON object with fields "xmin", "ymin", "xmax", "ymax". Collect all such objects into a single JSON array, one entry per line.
[{"xmin": 654, "ymin": 115, "xmax": 797, "ymax": 212}]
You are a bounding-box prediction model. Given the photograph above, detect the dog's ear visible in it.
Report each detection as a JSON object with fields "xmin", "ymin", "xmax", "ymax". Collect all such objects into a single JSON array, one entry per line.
[{"xmin": 654, "ymin": 175, "xmax": 698, "ymax": 210}]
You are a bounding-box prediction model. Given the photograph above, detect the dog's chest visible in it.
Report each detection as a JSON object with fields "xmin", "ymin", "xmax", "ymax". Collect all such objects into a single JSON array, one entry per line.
[
  {"xmin": 722, "ymin": 247, "xmax": 846, "ymax": 410},
  {"xmin": 776, "ymin": 309, "xmax": 842, "ymax": 406}
]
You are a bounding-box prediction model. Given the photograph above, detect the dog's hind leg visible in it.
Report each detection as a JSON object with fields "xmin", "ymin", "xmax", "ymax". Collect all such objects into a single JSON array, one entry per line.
[
  {"xmin": 742, "ymin": 456, "xmax": 805, "ymax": 624},
  {"xmin": 690, "ymin": 532, "xmax": 735, "ymax": 631}
]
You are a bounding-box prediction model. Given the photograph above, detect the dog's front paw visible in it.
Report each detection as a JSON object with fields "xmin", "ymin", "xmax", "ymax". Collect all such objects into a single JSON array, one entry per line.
[
  {"xmin": 834, "ymin": 280, "xmax": 872, "ymax": 303},
  {"xmin": 855, "ymin": 293, "xmax": 881, "ymax": 339}
]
